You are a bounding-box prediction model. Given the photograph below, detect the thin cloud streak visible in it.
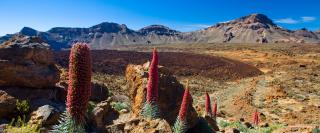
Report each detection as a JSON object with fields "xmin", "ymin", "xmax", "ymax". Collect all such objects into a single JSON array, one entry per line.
[
  {"xmin": 275, "ymin": 18, "xmax": 299, "ymax": 24},
  {"xmin": 176, "ymin": 24, "xmax": 211, "ymax": 32},
  {"xmin": 301, "ymin": 16, "xmax": 316, "ymax": 22},
  {"xmin": 275, "ymin": 16, "xmax": 316, "ymax": 24}
]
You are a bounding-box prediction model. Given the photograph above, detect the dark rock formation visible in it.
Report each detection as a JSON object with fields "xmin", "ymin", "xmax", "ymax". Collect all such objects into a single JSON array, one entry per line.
[
  {"xmin": 0, "ymin": 90, "xmax": 17, "ymax": 118},
  {"xmin": 0, "ymin": 35, "xmax": 60, "ymax": 88}
]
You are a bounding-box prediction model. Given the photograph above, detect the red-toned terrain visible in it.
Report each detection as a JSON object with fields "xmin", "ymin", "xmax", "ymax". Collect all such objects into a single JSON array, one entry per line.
[{"xmin": 54, "ymin": 50, "xmax": 262, "ymax": 81}]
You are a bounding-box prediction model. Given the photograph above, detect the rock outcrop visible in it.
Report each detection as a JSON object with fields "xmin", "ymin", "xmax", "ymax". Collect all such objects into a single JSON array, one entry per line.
[
  {"xmin": 125, "ymin": 63, "xmax": 199, "ymax": 128},
  {"xmin": 105, "ymin": 118, "xmax": 172, "ymax": 133},
  {"xmin": 0, "ymin": 90, "xmax": 17, "ymax": 118},
  {"xmin": 0, "ymin": 86, "xmax": 65, "ymax": 119},
  {"xmin": 0, "ymin": 35, "xmax": 60, "ymax": 88},
  {"xmin": 91, "ymin": 100, "xmax": 119, "ymax": 130},
  {"xmin": 28, "ymin": 105, "xmax": 61, "ymax": 126}
]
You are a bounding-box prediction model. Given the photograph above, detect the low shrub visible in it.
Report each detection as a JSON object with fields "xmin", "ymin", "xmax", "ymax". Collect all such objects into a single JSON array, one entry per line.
[
  {"xmin": 16, "ymin": 100, "xmax": 30, "ymax": 115},
  {"xmin": 111, "ymin": 102, "xmax": 130, "ymax": 112},
  {"xmin": 4, "ymin": 116, "xmax": 39, "ymax": 133}
]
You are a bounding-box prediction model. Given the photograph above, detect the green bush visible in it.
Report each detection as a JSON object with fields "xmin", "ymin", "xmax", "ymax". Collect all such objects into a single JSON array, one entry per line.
[
  {"xmin": 4, "ymin": 116, "xmax": 39, "ymax": 133},
  {"xmin": 16, "ymin": 100, "xmax": 30, "ymax": 114},
  {"xmin": 87, "ymin": 101, "xmax": 97, "ymax": 114},
  {"xmin": 111, "ymin": 102, "xmax": 129, "ymax": 112},
  {"xmin": 107, "ymin": 91, "xmax": 114, "ymax": 97}
]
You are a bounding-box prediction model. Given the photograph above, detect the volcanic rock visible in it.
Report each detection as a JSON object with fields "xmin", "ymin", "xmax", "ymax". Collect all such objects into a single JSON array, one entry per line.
[
  {"xmin": 0, "ymin": 90, "xmax": 17, "ymax": 118},
  {"xmin": 125, "ymin": 63, "xmax": 199, "ymax": 128},
  {"xmin": 0, "ymin": 35, "xmax": 60, "ymax": 88},
  {"xmin": 28, "ymin": 105, "xmax": 61, "ymax": 126},
  {"xmin": 92, "ymin": 100, "xmax": 119, "ymax": 130},
  {"xmin": 105, "ymin": 118, "xmax": 172, "ymax": 133}
]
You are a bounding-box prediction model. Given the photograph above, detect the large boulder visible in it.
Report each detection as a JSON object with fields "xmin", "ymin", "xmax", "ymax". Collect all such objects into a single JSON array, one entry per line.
[
  {"xmin": 28, "ymin": 105, "xmax": 61, "ymax": 126},
  {"xmin": 91, "ymin": 100, "xmax": 119, "ymax": 130},
  {"xmin": 125, "ymin": 63, "xmax": 199, "ymax": 128},
  {"xmin": 0, "ymin": 35, "xmax": 59, "ymax": 88}
]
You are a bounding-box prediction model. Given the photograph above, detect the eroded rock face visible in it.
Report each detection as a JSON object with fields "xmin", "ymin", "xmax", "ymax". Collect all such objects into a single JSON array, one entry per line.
[
  {"xmin": 125, "ymin": 63, "xmax": 199, "ymax": 128},
  {"xmin": 0, "ymin": 86, "xmax": 65, "ymax": 119},
  {"xmin": 0, "ymin": 87, "xmax": 61, "ymax": 101},
  {"xmin": 56, "ymin": 81, "xmax": 109, "ymax": 102},
  {"xmin": 0, "ymin": 90, "xmax": 17, "ymax": 118},
  {"xmin": 105, "ymin": 118, "xmax": 172, "ymax": 133},
  {"xmin": 92, "ymin": 100, "xmax": 119, "ymax": 131},
  {"xmin": 0, "ymin": 35, "xmax": 59, "ymax": 88}
]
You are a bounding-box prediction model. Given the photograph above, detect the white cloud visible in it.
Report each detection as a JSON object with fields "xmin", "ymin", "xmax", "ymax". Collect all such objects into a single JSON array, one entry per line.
[
  {"xmin": 301, "ymin": 16, "xmax": 316, "ymax": 22},
  {"xmin": 176, "ymin": 24, "xmax": 211, "ymax": 32},
  {"xmin": 275, "ymin": 18, "xmax": 299, "ymax": 24},
  {"xmin": 275, "ymin": 16, "xmax": 317, "ymax": 24},
  {"xmin": 185, "ymin": 24, "xmax": 211, "ymax": 28}
]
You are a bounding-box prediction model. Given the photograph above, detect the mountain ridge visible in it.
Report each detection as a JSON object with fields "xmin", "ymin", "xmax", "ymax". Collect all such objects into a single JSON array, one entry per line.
[{"xmin": 1, "ymin": 13, "xmax": 319, "ymax": 50}]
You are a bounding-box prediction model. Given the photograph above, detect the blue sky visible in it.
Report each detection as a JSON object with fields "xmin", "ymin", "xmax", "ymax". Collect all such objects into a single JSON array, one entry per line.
[{"xmin": 0, "ymin": 0, "xmax": 319, "ymax": 36}]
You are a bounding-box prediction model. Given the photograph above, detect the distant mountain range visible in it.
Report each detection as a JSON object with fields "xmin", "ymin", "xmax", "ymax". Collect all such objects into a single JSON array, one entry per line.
[{"xmin": 1, "ymin": 13, "xmax": 320, "ymax": 50}]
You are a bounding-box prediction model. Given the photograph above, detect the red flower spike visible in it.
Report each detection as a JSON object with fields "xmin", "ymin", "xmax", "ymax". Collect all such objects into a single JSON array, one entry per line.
[
  {"xmin": 146, "ymin": 48, "xmax": 159, "ymax": 103},
  {"xmin": 212, "ymin": 99, "xmax": 217, "ymax": 118},
  {"xmin": 178, "ymin": 85, "xmax": 191, "ymax": 121},
  {"xmin": 66, "ymin": 43, "xmax": 92, "ymax": 124},
  {"xmin": 205, "ymin": 92, "xmax": 212, "ymax": 116},
  {"xmin": 252, "ymin": 110, "xmax": 260, "ymax": 126}
]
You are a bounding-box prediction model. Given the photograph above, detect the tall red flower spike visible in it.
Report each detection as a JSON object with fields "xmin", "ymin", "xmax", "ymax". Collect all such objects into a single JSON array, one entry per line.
[
  {"xmin": 146, "ymin": 48, "xmax": 159, "ymax": 103},
  {"xmin": 212, "ymin": 99, "xmax": 217, "ymax": 118},
  {"xmin": 66, "ymin": 43, "xmax": 92, "ymax": 124},
  {"xmin": 252, "ymin": 110, "xmax": 260, "ymax": 126},
  {"xmin": 205, "ymin": 92, "xmax": 212, "ymax": 116},
  {"xmin": 178, "ymin": 85, "xmax": 191, "ymax": 121}
]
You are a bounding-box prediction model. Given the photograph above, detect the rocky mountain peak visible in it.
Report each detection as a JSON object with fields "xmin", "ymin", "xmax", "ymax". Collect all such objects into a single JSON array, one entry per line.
[
  {"xmin": 138, "ymin": 25, "xmax": 180, "ymax": 35},
  {"xmin": 210, "ymin": 13, "xmax": 276, "ymax": 31},
  {"xmin": 20, "ymin": 27, "xmax": 38, "ymax": 36},
  {"xmin": 89, "ymin": 22, "xmax": 133, "ymax": 33},
  {"xmin": 239, "ymin": 13, "xmax": 275, "ymax": 25},
  {"xmin": 1, "ymin": 14, "xmax": 320, "ymax": 50}
]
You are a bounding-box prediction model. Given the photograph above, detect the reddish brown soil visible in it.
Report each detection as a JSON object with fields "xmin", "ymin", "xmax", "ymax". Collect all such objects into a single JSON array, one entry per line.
[{"xmin": 54, "ymin": 50, "xmax": 262, "ymax": 81}]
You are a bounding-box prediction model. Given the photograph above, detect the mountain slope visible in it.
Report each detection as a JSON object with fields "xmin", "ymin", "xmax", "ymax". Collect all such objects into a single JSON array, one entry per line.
[
  {"xmin": 189, "ymin": 14, "xmax": 319, "ymax": 43},
  {"xmin": 315, "ymin": 29, "xmax": 320, "ymax": 38},
  {"xmin": 1, "ymin": 13, "xmax": 319, "ymax": 50}
]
